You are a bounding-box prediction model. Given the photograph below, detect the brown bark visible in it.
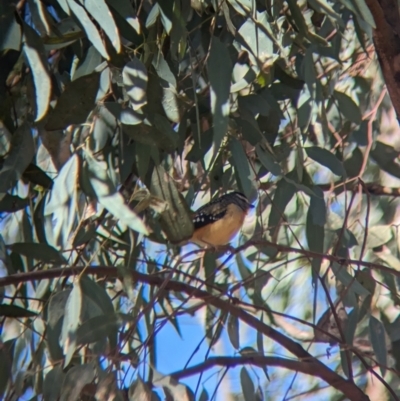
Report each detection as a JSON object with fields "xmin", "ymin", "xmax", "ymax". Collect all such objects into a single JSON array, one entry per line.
[{"xmin": 366, "ymin": 0, "xmax": 400, "ymax": 120}]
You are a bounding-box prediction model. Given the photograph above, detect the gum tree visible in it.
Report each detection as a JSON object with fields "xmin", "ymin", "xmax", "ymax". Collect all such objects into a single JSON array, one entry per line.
[{"xmin": 1, "ymin": 0, "xmax": 400, "ymax": 400}]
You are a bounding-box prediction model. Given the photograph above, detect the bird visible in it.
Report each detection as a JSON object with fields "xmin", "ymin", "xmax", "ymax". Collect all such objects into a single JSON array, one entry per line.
[{"xmin": 190, "ymin": 191, "xmax": 254, "ymax": 248}]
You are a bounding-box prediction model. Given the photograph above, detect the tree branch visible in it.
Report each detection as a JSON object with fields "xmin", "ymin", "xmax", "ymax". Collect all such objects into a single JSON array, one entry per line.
[
  {"xmin": 0, "ymin": 265, "xmax": 369, "ymax": 401},
  {"xmin": 365, "ymin": 0, "xmax": 400, "ymax": 120},
  {"xmin": 167, "ymin": 355, "xmax": 336, "ymax": 381}
]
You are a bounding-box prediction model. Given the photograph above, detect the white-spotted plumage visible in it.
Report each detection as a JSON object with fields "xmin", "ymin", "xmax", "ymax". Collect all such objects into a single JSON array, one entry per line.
[{"xmin": 191, "ymin": 192, "xmax": 253, "ymax": 247}]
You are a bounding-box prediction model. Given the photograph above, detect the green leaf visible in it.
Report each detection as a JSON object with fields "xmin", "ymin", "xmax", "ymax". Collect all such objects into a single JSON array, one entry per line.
[
  {"xmin": 306, "ymin": 187, "xmax": 325, "ymax": 278},
  {"xmin": 123, "ymin": 57, "xmax": 148, "ymax": 110},
  {"xmin": 128, "ymin": 377, "xmax": 152, "ymax": 401},
  {"xmin": 22, "ymin": 163, "xmax": 53, "ymax": 189},
  {"xmin": 45, "ymin": 72, "xmax": 100, "ymax": 130},
  {"xmin": 227, "ymin": 314, "xmax": 240, "ymax": 349},
  {"xmin": 230, "ymin": 138, "xmax": 257, "ymax": 199},
  {"xmin": 146, "ymin": 3, "xmax": 160, "ymax": 28},
  {"xmin": 77, "ymin": 314, "xmax": 121, "ymax": 345},
  {"xmin": 0, "ymin": 304, "xmax": 37, "ymax": 318},
  {"xmin": 9, "ymin": 242, "xmax": 67, "ymax": 264},
  {"xmin": 0, "ymin": 339, "xmax": 15, "ymax": 398},
  {"xmin": 105, "ymin": 0, "xmax": 140, "ymax": 34},
  {"xmin": 158, "ymin": 1, "xmax": 173, "ymax": 34},
  {"xmin": 22, "ymin": 22, "xmax": 51, "ymax": 121},
  {"xmin": 0, "ymin": 1, "xmax": 21, "ymax": 51},
  {"xmin": 67, "ymin": 0, "xmax": 108, "ymax": 59},
  {"xmin": 208, "ymin": 37, "xmax": 232, "ymax": 156},
  {"xmin": 237, "ymin": 11, "xmax": 274, "ymax": 65},
  {"xmin": 80, "ymin": 276, "xmax": 114, "ymax": 315},
  {"xmin": 334, "ymin": 90, "xmax": 362, "ymax": 124},
  {"xmin": 59, "ymin": 364, "xmax": 95, "ymax": 401},
  {"xmin": 308, "ymin": 0, "xmax": 344, "ymax": 27},
  {"xmin": 0, "ymin": 123, "xmax": 34, "ymax": 197},
  {"xmin": 153, "ymin": 53, "xmax": 180, "ymax": 123},
  {"xmin": 369, "ymin": 316, "xmax": 387, "ymax": 377},
  {"xmin": 0, "ymin": 194, "xmax": 29, "ymax": 213},
  {"xmin": 240, "ymin": 367, "xmax": 255, "ymax": 401},
  {"xmin": 344, "ymin": 146, "xmax": 363, "ymax": 178},
  {"xmin": 47, "ymin": 290, "xmax": 71, "ymax": 328},
  {"xmin": 370, "ymin": 141, "xmax": 400, "ymax": 179},
  {"xmin": 83, "ymin": 149, "xmax": 149, "ymax": 235},
  {"xmin": 105, "ymin": 102, "xmax": 144, "ymax": 125},
  {"xmin": 345, "ymin": 306, "xmax": 359, "ymax": 345},
  {"xmin": 73, "ymin": 46, "xmax": 102, "ymax": 80},
  {"xmin": 83, "ymin": 0, "xmax": 121, "ymax": 53},
  {"xmin": 44, "ymin": 155, "xmax": 78, "ymax": 213},
  {"xmin": 365, "ymin": 225, "xmax": 393, "ymax": 249},
  {"xmin": 268, "ymin": 177, "xmax": 296, "ymax": 235},
  {"xmin": 44, "ymin": 154, "xmax": 79, "ymax": 246},
  {"xmin": 305, "ymin": 146, "xmax": 346, "ymax": 177},
  {"xmin": 309, "ymin": 187, "xmax": 326, "ymax": 226},
  {"xmin": 199, "ymin": 389, "xmax": 209, "ymax": 401},
  {"xmin": 331, "ymin": 262, "xmax": 370, "ymax": 296},
  {"xmin": 43, "ymin": 366, "xmax": 64, "ymax": 401},
  {"xmin": 152, "ymin": 369, "xmax": 194, "ymax": 401},
  {"xmin": 60, "ymin": 281, "xmax": 82, "ymax": 367},
  {"xmin": 256, "ymin": 144, "xmax": 282, "ymax": 176},
  {"xmin": 150, "ymin": 164, "xmax": 193, "ymax": 243},
  {"xmin": 351, "ymin": 0, "xmax": 376, "ymax": 28}
]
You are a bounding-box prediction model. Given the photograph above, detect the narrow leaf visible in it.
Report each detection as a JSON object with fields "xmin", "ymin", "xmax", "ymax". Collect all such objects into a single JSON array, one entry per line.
[
  {"xmin": 0, "ymin": 304, "xmax": 37, "ymax": 318},
  {"xmin": 60, "ymin": 281, "xmax": 82, "ymax": 367},
  {"xmin": 84, "ymin": 149, "xmax": 149, "ymax": 235},
  {"xmin": 227, "ymin": 314, "xmax": 240, "ymax": 349},
  {"xmin": 23, "ymin": 22, "xmax": 51, "ymax": 121},
  {"xmin": 0, "ymin": 123, "xmax": 34, "ymax": 196},
  {"xmin": 369, "ymin": 316, "xmax": 387, "ymax": 377},
  {"xmin": 240, "ymin": 367, "xmax": 255, "ymax": 401},
  {"xmin": 83, "ymin": 0, "xmax": 121, "ymax": 53},
  {"xmin": 59, "ymin": 364, "xmax": 95, "ymax": 401},
  {"xmin": 123, "ymin": 58, "xmax": 148, "ymax": 110},
  {"xmin": 334, "ymin": 90, "xmax": 362, "ymax": 124},
  {"xmin": 305, "ymin": 146, "xmax": 346, "ymax": 177},
  {"xmin": 45, "ymin": 72, "xmax": 100, "ymax": 130},
  {"xmin": 67, "ymin": 0, "xmax": 108, "ymax": 59},
  {"xmin": 208, "ymin": 37, "xmax": 232, "ymax": 156},
  {"xmin": 9, "ymin": 242, "xmax": 67, "ymax": 264}
]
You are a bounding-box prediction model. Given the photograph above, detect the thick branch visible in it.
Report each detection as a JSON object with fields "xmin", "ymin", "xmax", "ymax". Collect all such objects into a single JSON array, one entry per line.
[
  {"xmin": 169, "ymin": 355, "xmax": 338, "ymax": 381},
  {"xmin": 260, "ymin": 182, "xmax": 400, "ymax": 197},
  {"xmin": 0, "ymin": 265, "xmax": 369, "ymax": 400},
  {"xmin": 366, "ymin": 0, "xmax": 400, "ymax": 119}
]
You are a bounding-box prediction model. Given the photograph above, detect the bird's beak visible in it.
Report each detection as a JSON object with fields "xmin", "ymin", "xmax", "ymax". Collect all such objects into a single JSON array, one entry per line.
[{"xmin": 249, "ymin": 204, "xmax": 255, "ymax": 208}]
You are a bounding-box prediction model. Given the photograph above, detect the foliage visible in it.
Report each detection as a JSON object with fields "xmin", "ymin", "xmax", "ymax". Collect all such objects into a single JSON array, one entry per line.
[{"xmin": 1, "ymin": 0, "xmax": 400, "ymax": 400}]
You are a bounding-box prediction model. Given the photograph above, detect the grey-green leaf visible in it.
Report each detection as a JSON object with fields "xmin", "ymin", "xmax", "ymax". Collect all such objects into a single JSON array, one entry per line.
[
  {"xmin": 59, "ymin": 364, "xmax": 95, "ymax": 401},
  {"xmin": 256, "ymin": 144, "xmax": 282, "ymax": 176},
  {"xmin": 67, "ymin": 0, "xmax": 108, "ymax": 59},
  {"xmin": 369, "ymin": 315, "xmax": 387, "ymax": 377},
  {"xmin": 83, "ymin": 0, "xmax": 121, "ymax": 53},
  {"xmin": 208, "ymin": 37, "xmax": 233, "ymax": 156},
  {"xmin": 0, "ymin": 123, "xmax": 34, "ymax": 196},
  {"xmin": 43, "ymin": 366, "xmax": 64, "ymax": 401},
  {"xmin": 0, "ymin": 304, "xmax": 37, "ymax": 318},
  {"xmin": 227, "ymin": 314, "xmax": 240, "ymax": 349},
  {"xmin": 240, "ymin": 367, "xmax": 255, "ymax": 401},
  {"xmin": 123, "ymin": 58, "xmax": 148, "ymax": 110},
  {"xmin": 334, "ymin": 90, "xmax": 362, "ymax": 124},
  {"xmin": 23, "ymin": 22, "xmax": 51, "ymax": 121},
  {"xmin": 60, "ymin": 281, "xmax": 82, "ymax": 367},
  {"xmin": 45, "ymin": 72, "xmax": 100, "ymax": 130},
  {"xmin": 305, "ymin": 146, "xmax": 346, "ymax": 177},
  {"xmin": 9, "ymin": 243, "xmax": 67, "ymax": 264},
  {"xmin": 84, "ymin": 149, "xmax": 149, "ymax": 235}
]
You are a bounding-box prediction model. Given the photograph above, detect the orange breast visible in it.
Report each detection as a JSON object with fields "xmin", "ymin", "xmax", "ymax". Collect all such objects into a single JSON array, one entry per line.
[{"xmin": 191, "ymin": 204, "xmax": 246, "ymax": 247}]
